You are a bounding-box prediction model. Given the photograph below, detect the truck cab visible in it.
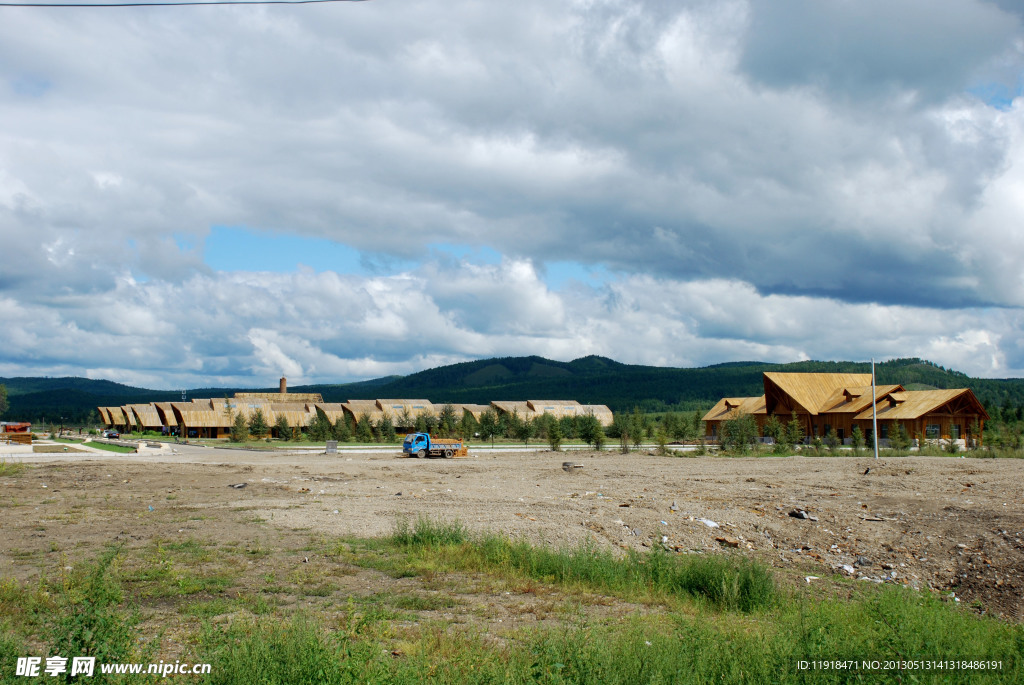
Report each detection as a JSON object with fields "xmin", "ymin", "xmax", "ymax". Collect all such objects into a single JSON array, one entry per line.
[
  {"xmin": 402, "ymin": 432, "xmax": 463, "ymax": 458},
  {"xmin": 403, "ymin": 432, "xmax": 431, "ymax": 458}
]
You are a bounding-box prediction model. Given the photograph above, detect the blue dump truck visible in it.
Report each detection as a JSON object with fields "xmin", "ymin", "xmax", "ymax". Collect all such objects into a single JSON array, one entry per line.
[{"xmin": 402, "ymin": 433, "xmax": 466, "ymax": 458}]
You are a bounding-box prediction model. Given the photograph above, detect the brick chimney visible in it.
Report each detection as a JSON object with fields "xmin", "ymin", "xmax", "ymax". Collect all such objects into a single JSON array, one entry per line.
[{"xmin": 279, "ymin": 377, "xmax": 287, "ymax": 394}]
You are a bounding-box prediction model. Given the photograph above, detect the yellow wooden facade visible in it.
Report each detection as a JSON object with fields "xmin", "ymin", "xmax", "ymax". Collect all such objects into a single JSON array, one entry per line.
[{"xmin": 704, "ymin": 373, "xmax": 989, "ymax": 446}]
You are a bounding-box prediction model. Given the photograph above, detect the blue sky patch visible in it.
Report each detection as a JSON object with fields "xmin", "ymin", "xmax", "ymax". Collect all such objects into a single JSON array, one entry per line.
[
  {"xmin": 542, "ymin": 261, "xmax": 610, "ymax": 290},
  {"xmin": 969, "ymin": 81, "xmax": 1021, "ymax": 110},
  {"xmin": 204, "ymin": 226, "xmax": 416, "ymax": 275},
  {"xmin": 11, "ymin": 75, "xmax": 51, "ymax": 98}
]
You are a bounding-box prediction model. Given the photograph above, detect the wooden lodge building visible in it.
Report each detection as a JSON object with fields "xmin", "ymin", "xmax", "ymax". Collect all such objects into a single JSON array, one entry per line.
[
  {"xmin": 703, "ymin": 372, "xmax": 989, "ymax": 447},
  {"xmin": 97, "ymin": 378, "xmax": 613, "ymax": 438}
]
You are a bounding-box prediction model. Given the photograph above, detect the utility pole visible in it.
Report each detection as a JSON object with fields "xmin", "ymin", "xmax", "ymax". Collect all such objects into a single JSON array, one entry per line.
[{"xmin": 872, "ymin": 359, "xmax": 879, "ymax": 460}]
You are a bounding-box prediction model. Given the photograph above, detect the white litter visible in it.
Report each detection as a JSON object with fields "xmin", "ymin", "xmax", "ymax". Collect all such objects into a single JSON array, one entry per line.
[{"xmin": 697, "ymin": 518, "xmax": 719, "ymax": 528}]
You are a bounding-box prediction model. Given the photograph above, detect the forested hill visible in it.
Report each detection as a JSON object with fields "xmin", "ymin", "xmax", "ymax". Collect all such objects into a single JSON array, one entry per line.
[
  {"xmin": 309, "ymin": 356, "xmax": 1014, "ymax": 412},
  {"xmin": 4, "ymin": 356, "xmax": 1023, "ymax": 425}
]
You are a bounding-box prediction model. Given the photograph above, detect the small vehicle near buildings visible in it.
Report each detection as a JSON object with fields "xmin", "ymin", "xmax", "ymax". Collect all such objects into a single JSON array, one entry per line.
[
  {"xmin": 402, "ymin": 433, "xmax": 466, "ymax": 458},
  {"xmin": 102, "ymin": 429, "xmax": 120, "ymax": 438}
]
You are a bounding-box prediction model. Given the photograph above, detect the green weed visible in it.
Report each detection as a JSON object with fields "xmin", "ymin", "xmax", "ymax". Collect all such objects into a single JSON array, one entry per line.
[
  {"xmin": 45, "ymin": 546, "xmax": 141, "ymax": 676},
  {"xmin": 391, "ymin": 516, "xmax": 469, "ymax": 548},
  {"xmin": 0, "ymin": 459, "xmax": 26, "ymax": 476},
  {"xmin": 386, "ymin": 518, "xmax": 776, "ymax": 612}
]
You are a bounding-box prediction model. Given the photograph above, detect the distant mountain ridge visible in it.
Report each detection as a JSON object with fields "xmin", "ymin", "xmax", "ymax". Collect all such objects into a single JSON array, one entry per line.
[{"xmin": 3, "ymin": 356, "xmax": 1021, "ymax": 425}]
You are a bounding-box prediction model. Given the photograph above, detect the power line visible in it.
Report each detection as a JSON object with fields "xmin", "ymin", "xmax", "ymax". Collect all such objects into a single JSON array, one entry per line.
[{"xmin": 0, "ymin": 0, "xmax": 368, "ymax": 6}]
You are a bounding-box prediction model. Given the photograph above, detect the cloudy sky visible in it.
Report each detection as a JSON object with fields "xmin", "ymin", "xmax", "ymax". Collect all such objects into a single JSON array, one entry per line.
[{"xmin": 2, "ymin": 0, "xmax": 1024, "ymax": 388}]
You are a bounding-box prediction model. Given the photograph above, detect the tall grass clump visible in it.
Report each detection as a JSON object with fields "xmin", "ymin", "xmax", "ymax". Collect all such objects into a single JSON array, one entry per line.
[
  {"xmin": 198, "ymin": 614, "xmax": 384, "ymax": 685},
  {"xmin": 0, "ymin": 623, "xmax": 27, "ymax": 676},
  {"xmin": 0, "ymin": 459, "xmax": 26, "ymax": 476},
  {"xmin": 46, "ymin": 546, "xmax": 141, "ymax": 681},
  {"xmin": 390, "ymin": 518, "xmax": 776, "ymax": 612},
  {"xmin": 391, "ymin": 516, "xmax": 468, "ymax": 549}
]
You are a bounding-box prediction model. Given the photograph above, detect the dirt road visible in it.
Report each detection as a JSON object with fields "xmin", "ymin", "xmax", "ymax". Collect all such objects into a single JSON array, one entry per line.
[{"xmin": 3, "ymin": 448, "xmax": 1023, "ymax": 620}]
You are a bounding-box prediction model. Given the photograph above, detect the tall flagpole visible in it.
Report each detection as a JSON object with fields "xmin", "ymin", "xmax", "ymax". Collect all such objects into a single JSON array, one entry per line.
[{"xmin": 872, "ymin": 358, "xmax": 879, "ymax": 460}]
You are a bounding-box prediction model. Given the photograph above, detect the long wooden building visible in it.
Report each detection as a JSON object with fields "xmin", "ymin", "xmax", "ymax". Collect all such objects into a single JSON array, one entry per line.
[
  {"xmin": 98, "ymin": 382, "xmax": 614, "ymax": 436},
  {"xmin": 703, "ymin": 372, "xmax": 989, "ymax": 448}
]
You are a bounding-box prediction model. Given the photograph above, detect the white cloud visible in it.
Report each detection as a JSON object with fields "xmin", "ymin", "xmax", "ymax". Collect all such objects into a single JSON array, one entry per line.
[
  {"xmin": 1, "ymin": 0, "xmax": 1023, "ymax": 385},
  {"xmin": 2, "ymin": 259, "xmax": 1022, "ymax": 387}
]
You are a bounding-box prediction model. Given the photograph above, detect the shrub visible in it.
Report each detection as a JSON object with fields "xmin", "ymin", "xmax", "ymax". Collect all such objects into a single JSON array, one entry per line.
[
  {"xmin": 391, "ymin": 516, "xmax": 469, "ymax": 548},
  {"xmin": 547, "ymin": 418, "xmax": 562, "ymax": 451},
  {"xmin": 248, "ymin": 409, "xmax": 269, "ymax": 439},
  {"xmin": 47, "ymin": 547, "xmax": 139, "ymax": 671},
  {"xmin": 721, "ymin": 414, "xmax": 758, "ymax": 453},
  {"xmin": 230, "ymin": 413, "xmax": 249, "ymax": 443},
  {"xmin": 274, "ymin": 415, "xmax": 291, "ymax": 441}
]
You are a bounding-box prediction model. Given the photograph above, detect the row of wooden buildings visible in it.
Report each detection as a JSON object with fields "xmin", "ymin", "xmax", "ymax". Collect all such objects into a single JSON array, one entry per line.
[
  {"xmin": 702, "ymin": 372, "xmax": 989, "ymax": 446},
  {"xmin": 98, "ymin": 392, "xmax": 614, "ymax": 439}
]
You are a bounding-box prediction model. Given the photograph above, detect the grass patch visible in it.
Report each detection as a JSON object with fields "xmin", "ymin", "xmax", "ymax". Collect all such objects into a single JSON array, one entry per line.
[
  {"xmin": 32, "ymin": 445, "xmax": 88, "ymax": 453},
  {"xmin": 377, "ymin": 592, "xmax": 459, "ymax": 612},
  {"xmin": 87, "ymin": 442, "xmax": 137, "ymax": 454},
  {"xmin": 4, "ymin": 528, "xmax": 1019, "ymax": 679},
  {"xmin": 183, "ymin": 598, "xmax": 239, "ymax": 618},
  {"xmin": 1, "ymin": 530, "xmax": 1021, "ymax": 683},
  {"xmin": 192, "ymin": 602, "xmax": 1023, "ymax": 684},
  {"xmin": 122, "ymin": 539, "xmax": 236, "ymax": 598},
  {"xmin": 47, "ymin": 546, "xmax": 143, "ymax": 668},
  {"xmin": 387, "ymin": 516, "xmax": 776, "ymax": 612},
  {"xmin": 0, "ymin": 460, "xmax": 26, "ymax": 476}
]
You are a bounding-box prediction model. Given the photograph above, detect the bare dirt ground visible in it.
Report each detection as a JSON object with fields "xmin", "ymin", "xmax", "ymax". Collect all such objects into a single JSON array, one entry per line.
[{"xmin": 3, "ymin": 447, "xmax": 1024, "ymax": 623}]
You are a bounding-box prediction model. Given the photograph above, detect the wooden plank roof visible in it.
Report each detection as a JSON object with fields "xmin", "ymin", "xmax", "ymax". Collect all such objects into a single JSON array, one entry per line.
[
  {"xmin": 491, "ymin": 401, "xmax": 534, "ymax": 417},
  {"xmin": 764, "ymin": 372, "xmax": 873, "ymax": 415},
  {"xmin": 153, "ymin": 402, "xmax": 178, "ymax": 426},
  {"xmin": 527, "ymin": 400, "xmax": 582, "ymax": 418},
  {"xmin": 234, "ymin": 391, "xmax": 324, "ymax": 402},
  {"xmin": 853, "ymin": 389, "xmax": 989, "ymax": 421},
  {"xmin": 702, "ymin": 396, "xmax": 767, "ymax": 422},
  {"xmin": 343, "ymin": 400, "xmax": 385, "ymax": 421},
  {"xmin": 819, "ymin": 385, "xmax": 903, "ymax": 413},
  {"xmin": 273, "ymin": 403, "xmax": 315, "ymax": 427},
  {"xmin": 454, "ymin": 403, "xmax": 491, "ymax": 419},
  {"xmin": 128, "ymin": 403, "xmax": 161, "ymax": 428},
  {"xmin": 171, "ymin": 401, "xmax": 233, "ymax": 428},
  {"xmin": 581, "ymin": 404, "xmax": 615, "ymax": 426},
  {"xmin": 313, "ymin": 403, "xmax": 347, "ymax": 424},
  {"xmin": 378, "ymin": 400, "xmax": 434, "ymax": 417}
]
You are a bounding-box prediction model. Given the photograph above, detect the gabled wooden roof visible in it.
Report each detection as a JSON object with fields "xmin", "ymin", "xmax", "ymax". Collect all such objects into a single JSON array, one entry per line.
[
  {"xmin": 527, "ymin": 400, "xmax": 582, "ymax": 419},
  {"xmin": 120, "ymin": 406, "xmax": 136, "ymax": 427},
  {"xmin": 702, "ymin": 396, "xmax": 767, "ymax": 423},
  {"xmin": 581, "ymin": 404, "xmax": 615, "ymax": 426},
  {"xmin": 154, "ymin": 402, "xmax": 178, "ymax": 426},
  {"xmin": 171, "ymin": 400, "xmax": 233, "ymax": 428},
  {"xmin": 764, "ymin": 372, "xmax": 873, "ymax": 415},
  {"xmin": 454, "ymin": 404, "xmax": 491, "ymax": 419},
  {"xmin": 853, "ymin": 389, "xmax": 989, "ymax": 421},
  {"xmin": 273, "ymin": 403, "xmax": 314, "ymax": 427},
  {"xmin": 491, "ymin": 401, "xmax": 534, "ymax": 417},
  {"xmin": 819, "ymin": 385, "xmax": 903, "ymax": 413},
  {"xmin": 235, "ymin": 391, "xmax": 323, "ymax": 402},
  {"xmin": 343, "ymin": 400, "xmax": 385, "ymax": 421},
  {"xmin": 128, "ymin": 403, "xmax": 161, "ymax": 428},
  {"xmin": 313, "ymin": 403, "xmax": 347, "ymax": 424},
  {"xmin": 379, "ymin": 400, "xmax": 434, "ymax": 416}
]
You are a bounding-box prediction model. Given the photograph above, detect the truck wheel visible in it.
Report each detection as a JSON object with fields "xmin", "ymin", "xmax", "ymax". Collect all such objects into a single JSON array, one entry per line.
[
  {"xmin": 417, "ymin": 449, "xmax": 426, "ymax": 459},
  {"xmin": 444, "ymin": 449, "xmax": 453, "ymax": 458}
]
